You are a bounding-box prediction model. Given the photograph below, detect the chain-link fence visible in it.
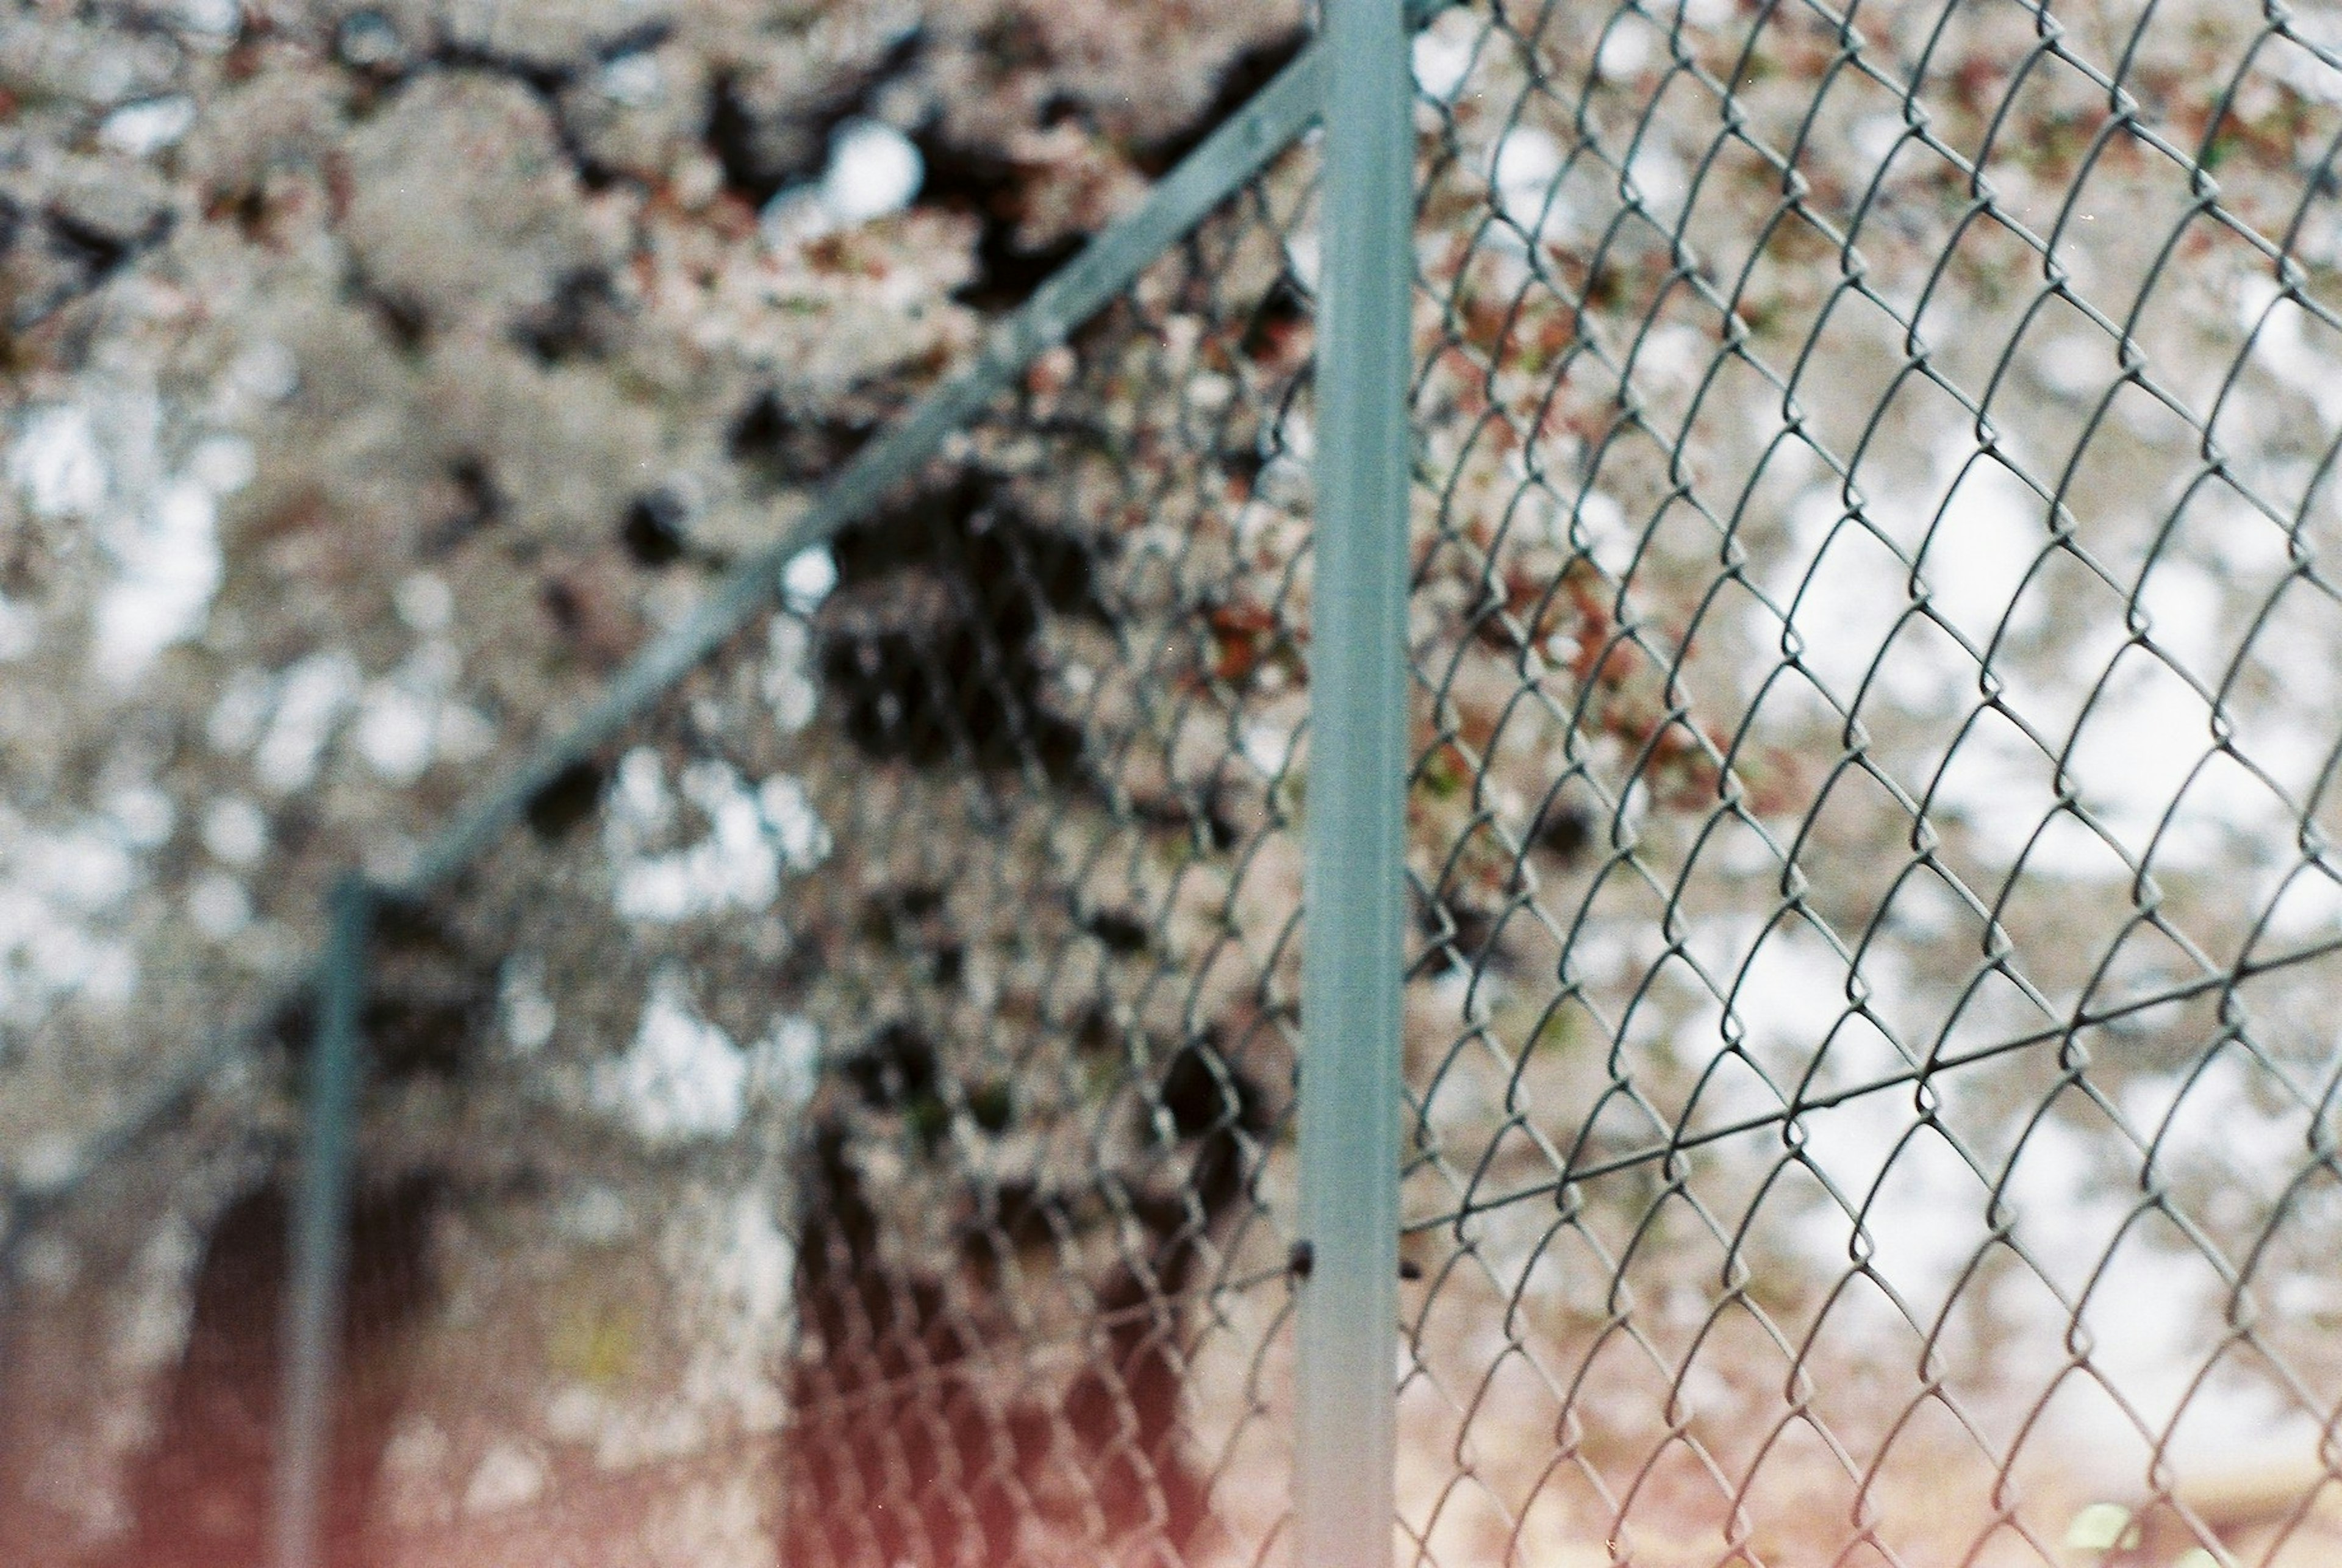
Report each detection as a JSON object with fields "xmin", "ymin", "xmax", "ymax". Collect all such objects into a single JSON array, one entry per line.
[
  {"xmin": 4, "ymin": 24, "xmax": 1332, "ymax": 1566},
  {"xmin": 341, "ymin": 112, "xmax": 1322, "ymax": 1565},
  {"xmin": 1394, "ymin": 0, "xmax": 2342, "ymax": 1561},
  {"xmin": 12, "ymin": 0, "xmax": 2342, "ymax": 1564}
]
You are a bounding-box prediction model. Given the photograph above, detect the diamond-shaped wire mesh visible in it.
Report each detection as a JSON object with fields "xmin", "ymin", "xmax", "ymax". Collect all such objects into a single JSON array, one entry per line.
[
  {"xmin": 1397, "ymin": 0, "xmax": 2342, "ymax": 1563},
  {"xmin": 0, "ymin": 135, "xmax": 1328, "ymax": 1567},
  {"xmin": 745, "ymin": 160, "xmax": 1323, "ymax": 1566},
  {"xmin": 16, "ymin": 2, "xmax": 2342, "ymax": 1564},
  {"xmin": 401, "ymin": 147, "xmax": 1320, "ymax": 1563}
]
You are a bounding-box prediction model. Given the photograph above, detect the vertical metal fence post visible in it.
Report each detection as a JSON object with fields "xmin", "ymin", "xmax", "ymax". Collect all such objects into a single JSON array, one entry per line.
[
  {"xmin": 271, "ymin": 874, "xmax": 373, "ymax": 1568},
  {"xmin": 1298, "ymin": 1, "xmax": 1412, "ymax": 1566}
]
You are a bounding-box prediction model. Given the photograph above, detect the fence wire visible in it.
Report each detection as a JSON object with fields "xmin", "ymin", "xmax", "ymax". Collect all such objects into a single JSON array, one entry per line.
[
  {"xmin": 5, "ymin": 83, "xmax": 1329, "ymax": 1568},
  {"xmin": 392, "ymin": 137, "xmax": 1322, "ymax": 1566},
  {"xmin": 1396, "ymin": 0, "xmax": 2342, "ymax": 1563},
  {"xmin": 13, "ymin": 0, "xmax": 2342, "ymax": 1566}
]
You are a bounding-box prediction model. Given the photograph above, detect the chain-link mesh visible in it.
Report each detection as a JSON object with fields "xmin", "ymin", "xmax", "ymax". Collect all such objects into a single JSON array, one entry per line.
[
  {"xmin": 1398, "ymin": 0, "xmax": 2342, "ymax": 1563},
  {"xmin": 0, "ymin": 121, "xmax": 1328, "ymax": 1567},
  {"xmin": 18, "ymin": 1, "xmax": 2342, "ymax": 1564},
  {"xmin": 380, "ymin": 142, "xmax": 1321, "ymax": 1565}
]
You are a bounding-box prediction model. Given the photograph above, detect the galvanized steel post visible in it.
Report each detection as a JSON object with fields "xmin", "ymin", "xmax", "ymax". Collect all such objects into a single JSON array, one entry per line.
[
  {"xmin": 271, "ymin": 874, "xmax": 374, "ymax": 1568},
  {"xmin": 1298, "ymin": 1, "xmax": 1412, "ymax": 1566}
]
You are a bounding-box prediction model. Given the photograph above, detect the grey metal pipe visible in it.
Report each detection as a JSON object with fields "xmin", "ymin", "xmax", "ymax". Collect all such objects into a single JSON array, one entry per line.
[
  {"xmin": 270, "ymin": 875, "xmax": 374, "ymax": 1568},
  {"xmin": 1297, "ymin": 0, "xmax": 1413, "ymax": 1564}
]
